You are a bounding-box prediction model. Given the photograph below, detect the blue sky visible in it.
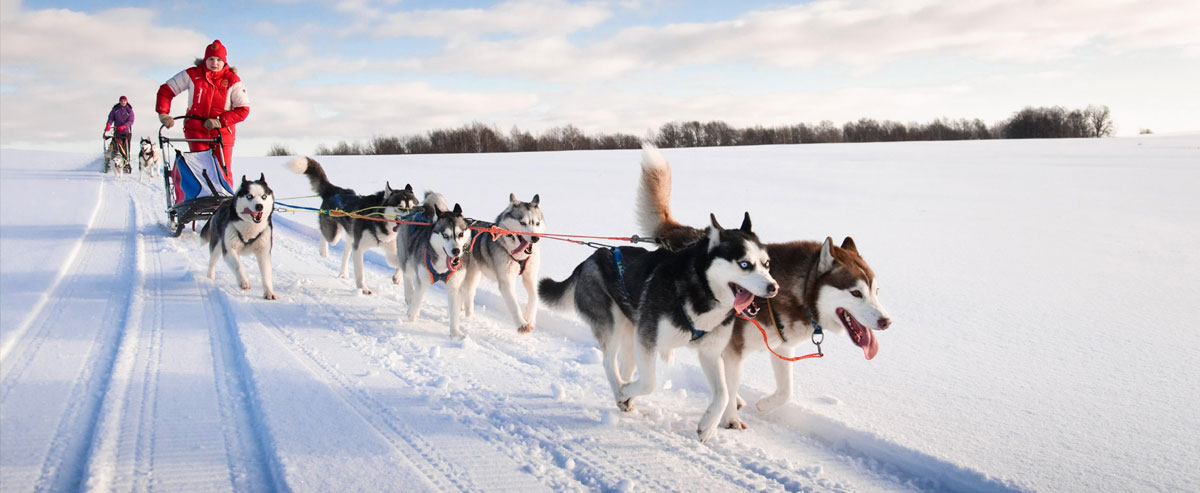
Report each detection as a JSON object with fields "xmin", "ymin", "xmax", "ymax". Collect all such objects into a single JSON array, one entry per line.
[{"xmin": 2, "ymin": 0, "xmax": 1198, "ymax": 155}]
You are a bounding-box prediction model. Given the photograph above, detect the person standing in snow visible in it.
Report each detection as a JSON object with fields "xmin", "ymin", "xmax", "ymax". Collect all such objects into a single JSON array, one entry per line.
[
  {"xmin": 155, "ymin": 39, "xmax": 249, "ymax": 186},
  {"xmin": 104, "ymin": 95, "xmax": 134, "ymax": 166}
]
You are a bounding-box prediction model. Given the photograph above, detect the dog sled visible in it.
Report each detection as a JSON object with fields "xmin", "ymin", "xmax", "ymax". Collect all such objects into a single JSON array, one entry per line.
[
  {"xmin": 102, "ymin": 132, "xmax": 131, "ymax": 175},
  {"xmin": 158, "ymin": 115, "xmax": 233, "ymax": 237}
]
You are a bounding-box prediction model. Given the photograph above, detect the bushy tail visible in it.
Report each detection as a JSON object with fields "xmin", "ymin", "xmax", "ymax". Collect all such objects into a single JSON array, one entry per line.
[
  {"xmin": 636, "ymin": 143, "xmax": 704, "ymax": 251},
  {"xmin": 285, "ymin": 156, "xmax": 337, "ymax": 198},
  {"xmin": 538, "ymin": 263, "xmax": 585, "ymax": 313}
]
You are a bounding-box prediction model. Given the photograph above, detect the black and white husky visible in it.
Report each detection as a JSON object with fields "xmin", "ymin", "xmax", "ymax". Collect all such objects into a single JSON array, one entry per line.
[
  {"xmin": 538, "ymin": 146, "xmax": 779, "ymax": 442},
  {"xmin": 635, "ymin": 144, "xmax": 892, "ymax": 430},
  {"xmin": 201, "ymin": 174, "xmax": 277, "ymax": 300},
  {"xmin": 286, "ymin": 156, "xmax": 418, "ymax": 294},
  {"xmin": 395, "ymin": 201, "xmax": 472, "ymax": 338},
  {"xmin": 461, "ymin": 193, "xmax": 545, "ymax": 334},
  {"xmin": 138, "ymin": 137, "xmax": 161, "ymax": 177}
]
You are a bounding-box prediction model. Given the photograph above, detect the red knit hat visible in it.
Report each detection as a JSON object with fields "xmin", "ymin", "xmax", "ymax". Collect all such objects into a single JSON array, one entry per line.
[
  {"xmin": 204, "ymin": 40, "xmax": 227, "ymax": 62},
  {"xmin": 119, "ymin": 95, "xmax": 127, "ymax": 102}
]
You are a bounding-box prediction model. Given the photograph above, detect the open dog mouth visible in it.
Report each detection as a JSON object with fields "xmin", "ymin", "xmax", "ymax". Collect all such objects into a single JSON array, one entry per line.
[
  {"xmin": 446, "ymin": 255, "xmax": 462, "ymax": 272},
  {"xmin": 837, "ymin": 307, "xmax": 879, "ymax": 360},
  {"xmin": 510, "ymin": 237, "xmax": 532, "ymax": 256},
  {"xmin": 730, "ymin": 283, "xmax": 755, "ymax": 316},
  {"xmin": 242, "ymin": 208, "xmax": 264, "ymax": 223}
]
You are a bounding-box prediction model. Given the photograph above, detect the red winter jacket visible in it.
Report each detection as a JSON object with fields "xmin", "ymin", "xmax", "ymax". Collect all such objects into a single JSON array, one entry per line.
[{"xmin": 155, "ymin": 64, "xmax": 249, "ymax": 145}]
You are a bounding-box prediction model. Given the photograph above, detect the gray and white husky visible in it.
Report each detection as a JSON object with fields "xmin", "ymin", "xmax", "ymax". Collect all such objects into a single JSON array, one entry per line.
[
  {"xmin": 461, "ymin": 193, "xmax": 546, "ymax": 334},
  {"xmin": 201, "ymin": 174, "xmax": 277, "ymax": 300},
  {"xmin": 138, "ymin": 137, "xmax": 161, "ymax": 177},
  {"xmin": 538, "ymin": 146, "xmax": 778, "ymax": 442},
  {"xmin": 396, "ymin": 201, "xmax": 472, "ymax": 339},
  {"xmin": 635, "ymin": 145, "xmax": 892, "ymax": 430},
  {"xmin": 287, "ymin": 156, "xmax": 418, "ymax": 294}
]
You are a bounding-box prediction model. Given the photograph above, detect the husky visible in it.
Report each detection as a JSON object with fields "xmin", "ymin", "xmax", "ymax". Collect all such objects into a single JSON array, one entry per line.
[
  {"xmin": 201, "ymin": 174, "xmax": 277, "ymax": 300},
  {"xmin": 460, "ymin": 193, "xmax": 546, "ymax": 334},
  {"xmin": 286, "ymin": 156, "xmax": 418, "ymax": 294},
  {"xmin": 396, "ymin": 201, "xmax": 472, "ymax": 338},
  {"xmin": 539, "ymin": 148, "xmax": 778, "ymax": 442},
  {"xmin": 634, "ymin": 145, "xmax": 892, "ymax": 431},
  {"xmin": 138, "ymin": 137, "xmax": 161, "ymax": 177}
]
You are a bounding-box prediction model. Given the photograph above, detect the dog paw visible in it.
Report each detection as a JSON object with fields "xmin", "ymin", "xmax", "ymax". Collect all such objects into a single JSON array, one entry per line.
[
  {"xmin": 736, "ymin": 394, "xmax": 745, "ymax": 410},
  {"xmin": 518, "ymin": 324, "xmax": 534, "ymax": 334},
  {"xmin": 697, "ymin": 424, "xmax": 719, "ymax": 443},
  {"xmin": 338, "ymin": 272, "xmax": 348, "ymax": 279},
  {"xmin": 724, "ymin": 417, "xmax": 748, "ymax": 430},
  {"xmin": 362, "ymin": 288, "xmax": 373, "ymax": 295},
  {"xmin": 207, "ymin": 272, "xmax": 216, "ymax": 280},
  {"xmin": 391, "ymin": 275, "xmax": 401, "ymax": 284},
  {"xmin": 617, "ymin": 398, "xmax": 635, "ymax": 412},
  {"xmin": 264, "ymin": 292, "xmax": 278, "ymax": 300},
  {"xmin": 240, "ymin": 281, "xmax": 251, "ymax": 290},
  {"xmin": 756, "ymin": 394, "xmax": 788, "ymax": 414}
]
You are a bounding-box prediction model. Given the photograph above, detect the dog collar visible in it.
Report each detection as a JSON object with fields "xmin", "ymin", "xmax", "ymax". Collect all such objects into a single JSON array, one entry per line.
[
  {"xmin": 678, "ymin": 303, "xmax": 708, "ymax": 342},
  {"xmin": 766, "ymin": 298, "xmax": 787, "ymax": 343},
  {"xmin": 425, "ymin": 251, "xmax": 456, "ymax": 284},
  {"xmin": 236, "ymin": 228, "xmax": 266, "ymax": 247},
  {"xmin": 806, "ymin": 306, "xmax": 825, "ymax": 351}
]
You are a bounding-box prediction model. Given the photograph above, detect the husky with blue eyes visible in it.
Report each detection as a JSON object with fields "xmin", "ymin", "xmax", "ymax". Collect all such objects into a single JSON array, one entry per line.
[
  {"xmin": 538, "ymin": 145, "xmax": 779, "ymax": 442},
  {"xmin": 396, "ymin": 200, "xmax": 472, "ymax": 339},
  {"xmin": 201, "ymin": 173, "xmax": 277, "ymax": 300}
]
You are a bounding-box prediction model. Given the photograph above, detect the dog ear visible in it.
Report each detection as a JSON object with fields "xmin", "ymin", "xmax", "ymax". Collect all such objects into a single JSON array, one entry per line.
[
  {"xmin": 240, "ymin": 175, "xmax": 248, "ymax": 184},
  {"xmin": 258, "ymin": 172, "xmax": 266, "ymax": 184},
  {"xmin": 385, "ymin": 181, "xmax": 394, "ymax": 194},
  {"xmin": 423, "ymin": 203, "xmax": 436, "ymax": 220},
  {"xmin": 819, "ymin": 237, "xmax": 835, "ymax": 273},
  {"xmin": 509, "ymin": 193, "xmax": 519, "ymax": 206},
  {"xmin": 707, "ymin": 213, "xmax": 723, "ymax": 252},
  {"xmin": 739, "ymin": 212, "xmax": 752, "ymax": 233},
  {"xmin": 531, "ymin": 194, "xmax": 540, "ymax": 206},
  {"xmin": 452, "ymin": 203, "xmax": 462, "ymax": 215},
  {"xmin": 840, "ymin": 236, "xmax": 857, "ymax": 252},
  {"xmin": 405, "ymin": 183, "xmax": 413, "ymax": 193}
]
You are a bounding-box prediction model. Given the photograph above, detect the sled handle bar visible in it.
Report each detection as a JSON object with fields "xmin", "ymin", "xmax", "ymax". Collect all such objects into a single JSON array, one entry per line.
[{"xmin": 158, "ymin": 115, "xmax": 222, "ymax": 146}]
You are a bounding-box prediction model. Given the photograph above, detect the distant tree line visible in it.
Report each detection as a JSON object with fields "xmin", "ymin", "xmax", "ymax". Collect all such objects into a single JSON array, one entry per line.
[{"xmin": 266, "ymin": 105, "xmax": 1114, "ymax": 156}]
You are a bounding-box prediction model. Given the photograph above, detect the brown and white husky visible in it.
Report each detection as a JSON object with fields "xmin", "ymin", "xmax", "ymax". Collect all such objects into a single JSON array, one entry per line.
[{"xmin": 634, "ymin": 144, "xmax": 892, "ymax": 430}]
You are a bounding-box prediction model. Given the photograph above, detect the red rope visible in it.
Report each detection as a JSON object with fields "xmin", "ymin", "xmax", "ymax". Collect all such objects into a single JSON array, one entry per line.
[{"xmin": 740, "ymin": 315, "xmax": 823, "ymax": 362}]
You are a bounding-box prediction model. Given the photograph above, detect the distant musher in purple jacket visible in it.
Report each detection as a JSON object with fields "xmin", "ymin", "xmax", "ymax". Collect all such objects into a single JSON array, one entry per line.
[{"xmin": 105, "ymin": 95, "xmax": 134, "ymax": 159}]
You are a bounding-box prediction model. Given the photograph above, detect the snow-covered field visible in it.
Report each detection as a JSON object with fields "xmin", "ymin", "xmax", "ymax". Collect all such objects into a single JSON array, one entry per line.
[{"xmin": 2, "ymin": 136, "xmax": 1197, "ymax": 492}]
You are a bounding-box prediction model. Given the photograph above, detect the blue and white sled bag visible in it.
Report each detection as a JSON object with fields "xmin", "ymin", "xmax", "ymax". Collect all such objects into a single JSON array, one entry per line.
[{"xmin": 170, "ymin": 149, "xmax": 232, "ymax": 204}]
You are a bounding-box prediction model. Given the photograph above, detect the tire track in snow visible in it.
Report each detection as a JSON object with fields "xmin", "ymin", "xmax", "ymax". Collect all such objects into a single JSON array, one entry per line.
[
  {"xmin": 241, "ymin": 300, "xmax": 483, "ymax": 492},
  {"xmin": 0, "ymin": 187, "xmax": 139, "ymax": 492}
]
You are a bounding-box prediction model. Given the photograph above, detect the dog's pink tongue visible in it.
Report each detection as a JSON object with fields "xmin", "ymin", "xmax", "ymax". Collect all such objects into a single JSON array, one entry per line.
[
  {"xmin": 732, "ymin": 289, "xmax": 754, "ymax": 315},
  {"xmin": 510, "ymin": 239, "xmax": 530, "ymax": 256},
  {"xmin": 861, "ymin": 328, "xmax": 879, "ymax": 360}
]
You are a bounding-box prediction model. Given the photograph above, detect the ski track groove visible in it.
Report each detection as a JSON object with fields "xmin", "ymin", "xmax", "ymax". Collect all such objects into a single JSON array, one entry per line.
[
  {"xmin": 244, "ymin": 298, "xmax": 482, "ymax": 493},
  {"xmin": 206, "ymin": 287, "xmax": 291, "ymax": 492},
  {"xmin": 18, "ymin": 188, "xmax": 139, "ymax": 492},
  {"xmin": 79, "ymin": 190, "xmax": 147, "ymax": 492}
]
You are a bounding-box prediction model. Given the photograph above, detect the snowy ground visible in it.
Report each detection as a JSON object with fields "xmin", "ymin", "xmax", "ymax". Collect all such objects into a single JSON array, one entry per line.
[{"xmin": 1, "ymin": 136, "xmax": 1198, "ymax": 492}]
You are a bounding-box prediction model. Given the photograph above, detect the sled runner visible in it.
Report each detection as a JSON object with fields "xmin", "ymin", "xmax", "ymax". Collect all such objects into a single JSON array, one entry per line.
[{"xmin": 158, "ymin": 115, "xmax": 233, "ymax": 237}]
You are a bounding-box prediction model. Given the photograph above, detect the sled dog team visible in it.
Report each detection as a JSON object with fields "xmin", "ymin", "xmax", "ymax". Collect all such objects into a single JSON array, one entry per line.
[{"xmin": 200, "ymin": 145, "xmax": 891, "ymax": 442}]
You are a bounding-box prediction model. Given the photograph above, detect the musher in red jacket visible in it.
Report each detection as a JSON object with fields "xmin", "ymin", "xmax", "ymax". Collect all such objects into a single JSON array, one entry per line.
[{"xmin": 156, "ymin": 40, "xmax": 249, "ymax": 186}]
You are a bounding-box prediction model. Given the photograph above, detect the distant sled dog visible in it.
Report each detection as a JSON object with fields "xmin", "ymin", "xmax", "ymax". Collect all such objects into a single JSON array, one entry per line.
[
  {"xmin": 138, "ymin": 137, "xmax": 161, "ymax": 176},
  {"xmin": 201, "ymin": 174, "xmax": 277, "ymax": 300},
  {"xmin": 461, "ymin": 193, "xmax": 546, "ymax": 334},
  {"xmin": 286, "ymin": 156, "xmax": 418, "ymax": 294},
  {"xmin": 538, "ymin": 145, "xmax": 778, "ymax": 442},
  {"xmin": 395, "ymin": 198, "xmax": 472, "ymax": 339},
  {"xmin": 634, "ymin": 144, "xmax": 892, "ymax": 430}
]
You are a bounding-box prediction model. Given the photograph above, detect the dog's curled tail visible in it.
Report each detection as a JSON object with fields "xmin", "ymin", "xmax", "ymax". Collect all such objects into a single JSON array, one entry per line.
[
  {"xmin": 537, "ymin": 265, "xmax": 584, "ymax": 313},
  {"xmin": 636, "ymin": 143, "xmax": 704, "ymax": 251},
  {"xmin": 285, "ymin": 156, "xmax": 336, "ymax": 197}
]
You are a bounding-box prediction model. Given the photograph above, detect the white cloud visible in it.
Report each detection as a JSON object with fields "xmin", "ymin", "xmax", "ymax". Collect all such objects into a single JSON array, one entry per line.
[{"xmin": 369, "ymin": 0, "xmax": 611, "ymax": 39}]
